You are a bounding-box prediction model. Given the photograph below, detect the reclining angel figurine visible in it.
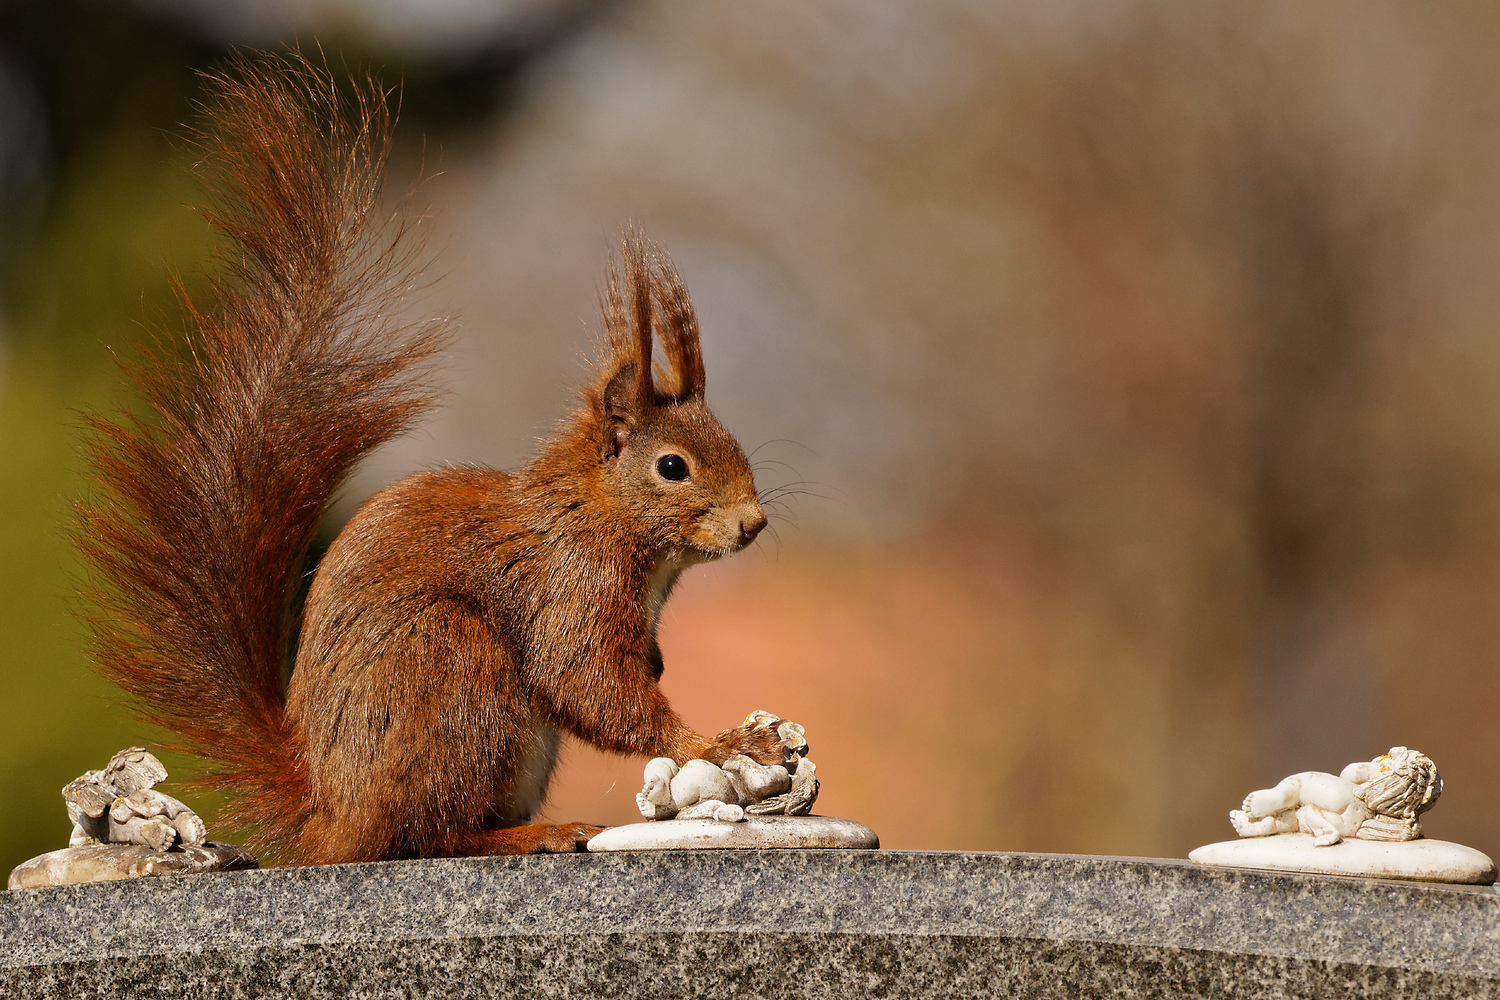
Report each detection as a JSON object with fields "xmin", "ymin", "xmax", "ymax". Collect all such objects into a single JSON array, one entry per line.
[
  {"xmin": 63, "ymin": 747, "xmax": 208, "ymax": 853},
  {"xmin": 1229, "ymin": 746, "xmax": 1442, "ymax": 847},
  {"xmin": 636, "ymin": 711, "xmax": 819, "ymax": 822}
]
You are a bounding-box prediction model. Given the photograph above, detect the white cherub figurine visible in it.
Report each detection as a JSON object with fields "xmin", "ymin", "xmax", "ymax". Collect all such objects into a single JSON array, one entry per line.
[
  {"xmin": 637, "ymin": 756, "xmax": 796, "ymax": 822},
  {"xmin": 63, "ymin": 747, "xmax": 208, "ymax": 853},
  {"xmin": 1229, "ymin": 746, "xmax": 1441, "ymax": 847},
  {"xmin": 635, "ymin": 711, "xmax": 819, "ymax": 823}
]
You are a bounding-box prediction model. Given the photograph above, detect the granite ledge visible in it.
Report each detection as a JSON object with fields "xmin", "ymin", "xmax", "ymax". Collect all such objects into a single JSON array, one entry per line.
[{"xmin": 5, "ymin": 849, "xmax": 1500, "ymax": 998}]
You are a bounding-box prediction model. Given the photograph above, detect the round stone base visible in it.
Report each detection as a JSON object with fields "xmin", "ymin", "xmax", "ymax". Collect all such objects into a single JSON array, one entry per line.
[
  {"xmin": 1189, "ymin": 834, "xmax": 1496, "ymax": 884},
  {"xmin": 587, "ymin": 814, "xmax": 878, "ymax": 852},
  {"xmin": 8, "ymin": 842, "xmax": 259, "ymax": 889}
]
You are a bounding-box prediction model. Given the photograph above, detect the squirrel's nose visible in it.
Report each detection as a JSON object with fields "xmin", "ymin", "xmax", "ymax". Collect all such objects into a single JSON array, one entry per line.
[{"xmin": 738, "ymin": 508, "xmax": 768, "ymax": 543}]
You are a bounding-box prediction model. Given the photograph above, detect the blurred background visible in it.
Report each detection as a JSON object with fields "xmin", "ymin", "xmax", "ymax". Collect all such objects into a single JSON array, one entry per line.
[{"xmin": 4, "ymin": 0, "xmax": 1500, "ymax": 877}]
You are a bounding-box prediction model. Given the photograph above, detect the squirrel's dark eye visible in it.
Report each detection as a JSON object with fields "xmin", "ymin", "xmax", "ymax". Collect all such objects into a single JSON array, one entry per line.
[{"xmin": 656, "ymin": 454, "xmax": 689, "ymax": 481}]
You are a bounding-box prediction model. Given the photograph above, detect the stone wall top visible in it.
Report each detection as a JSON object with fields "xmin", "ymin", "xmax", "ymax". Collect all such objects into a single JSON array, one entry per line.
[{"xmin": 4, "ymin": 849, "xmax": 1498, "ymax": 998}]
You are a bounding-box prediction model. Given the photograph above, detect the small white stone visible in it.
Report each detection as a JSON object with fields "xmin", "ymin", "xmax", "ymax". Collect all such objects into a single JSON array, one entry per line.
[
  {"xmin": 1189, "ymin": 834, "xmax": 1497, "ymax": 884},
  {"xmin": 587, "ymin": 815, "xmax": 878, "ymax": 852}
]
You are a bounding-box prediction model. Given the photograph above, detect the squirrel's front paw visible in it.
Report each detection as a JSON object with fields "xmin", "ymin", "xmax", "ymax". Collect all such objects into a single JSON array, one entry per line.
[{"xmin": 710, "ymin": 723, "xmax": 786, "ymax": 767}]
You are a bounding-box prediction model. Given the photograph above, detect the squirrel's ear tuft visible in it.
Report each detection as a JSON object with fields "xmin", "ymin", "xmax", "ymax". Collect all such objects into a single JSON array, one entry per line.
[
  {"xmin": 646, "ymin": 246, "xmax": 705, "ymax": 403},
  {"xmin": 597, "ymin": 239, "xmax": 653, "ymax": 461},
  {"xmin": 599, "ymin": 226, "xmax": 705, "ymax": 410}
]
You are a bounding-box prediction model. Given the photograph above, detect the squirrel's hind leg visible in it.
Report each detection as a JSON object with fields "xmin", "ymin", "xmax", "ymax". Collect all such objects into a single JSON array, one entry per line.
[{"xmin": 454, "ymin": 823, "xmax": 604, "ymax": 855}]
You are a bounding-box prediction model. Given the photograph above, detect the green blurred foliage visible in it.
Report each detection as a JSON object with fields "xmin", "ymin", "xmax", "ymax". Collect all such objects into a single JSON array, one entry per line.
[{"xmin": 0, "ymin": 108, "xmax": 225, "ymax": 877}]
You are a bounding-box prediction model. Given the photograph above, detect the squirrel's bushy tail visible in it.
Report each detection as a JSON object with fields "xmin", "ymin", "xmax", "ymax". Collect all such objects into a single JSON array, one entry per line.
[{"xmin": 76, "ymin": 52, "xmax": 447, "ymax": 860}]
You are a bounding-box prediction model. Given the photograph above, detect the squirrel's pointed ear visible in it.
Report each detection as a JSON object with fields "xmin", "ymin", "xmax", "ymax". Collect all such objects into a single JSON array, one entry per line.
[
  {"xmin": 596, "ymin": 229, "xmax": 660, "ymax": 461},
  {"xmin": 599, "ymin": 361, "xmax": 641, "ymax": 461},
  {"xmin": 649, "ymin": 252, "xmax": 706, "ymax": 403}
]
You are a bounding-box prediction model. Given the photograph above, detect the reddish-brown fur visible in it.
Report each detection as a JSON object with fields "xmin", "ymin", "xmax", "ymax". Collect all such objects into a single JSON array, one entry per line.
[{"xmin": 77, "ymin": 53, "xmax": 773, "ymax": 865}]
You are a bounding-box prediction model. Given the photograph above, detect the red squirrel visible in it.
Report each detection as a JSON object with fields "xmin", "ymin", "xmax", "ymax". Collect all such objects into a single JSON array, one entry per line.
[{"xmin": 76, "ymin": 53, "xmax": 782, "ymax": 864}]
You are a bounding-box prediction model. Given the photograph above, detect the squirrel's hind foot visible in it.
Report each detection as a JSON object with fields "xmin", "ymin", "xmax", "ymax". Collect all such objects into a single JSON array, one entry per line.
[{"xmin": 458, "ymin": 823, "xmax": 605, "ymax": 856}]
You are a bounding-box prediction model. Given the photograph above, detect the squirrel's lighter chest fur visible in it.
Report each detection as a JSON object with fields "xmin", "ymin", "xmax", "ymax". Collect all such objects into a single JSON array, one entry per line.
[{"xmin": 645, "ymin": 558, "xmax": 688, "ymax": 630}]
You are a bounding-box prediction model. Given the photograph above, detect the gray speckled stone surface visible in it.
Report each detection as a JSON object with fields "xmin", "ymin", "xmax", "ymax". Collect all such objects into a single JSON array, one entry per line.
[{"xmin": 4, "ymin": 849, "xmax": 1500, "ymax": 998}]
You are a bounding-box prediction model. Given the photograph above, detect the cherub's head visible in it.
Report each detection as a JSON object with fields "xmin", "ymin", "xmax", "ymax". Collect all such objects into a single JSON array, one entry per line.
[{"xmin": 1362, "ymin": 746, "xmax": 1442, "ymax": 821}]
